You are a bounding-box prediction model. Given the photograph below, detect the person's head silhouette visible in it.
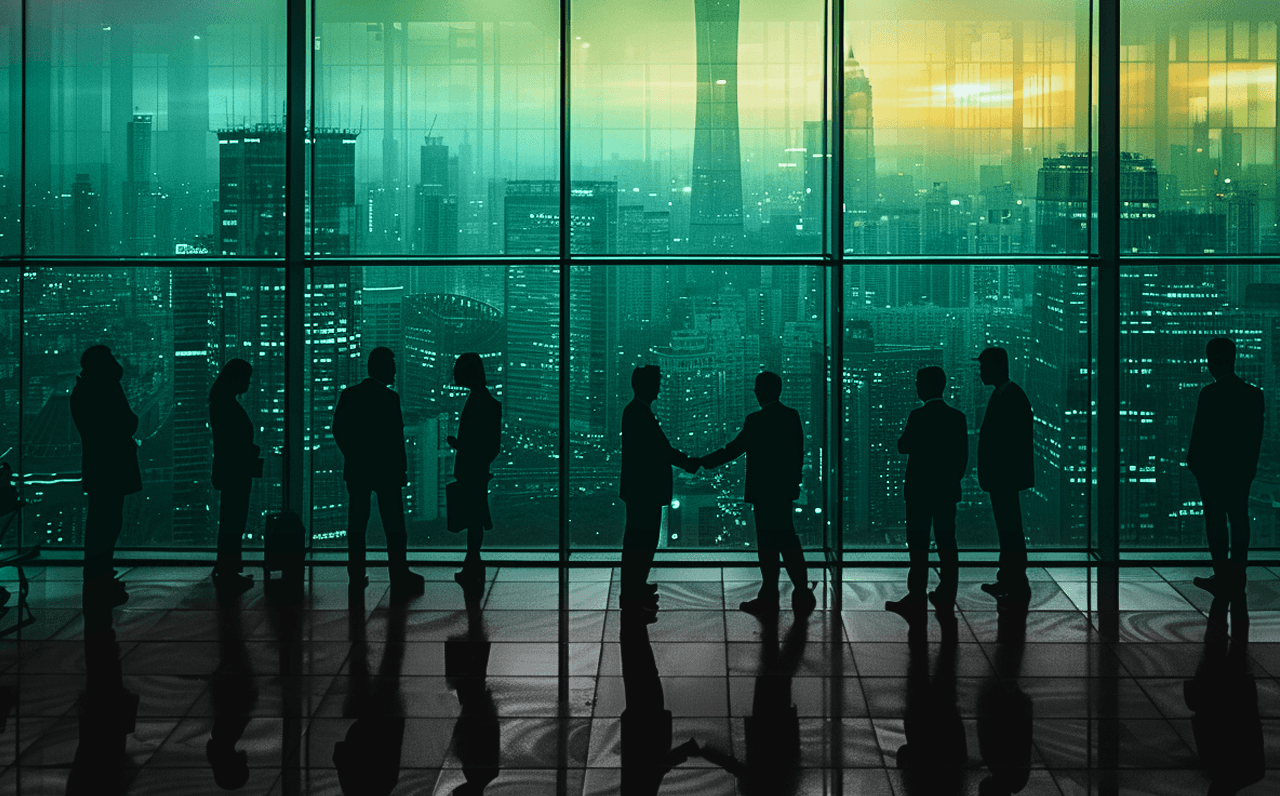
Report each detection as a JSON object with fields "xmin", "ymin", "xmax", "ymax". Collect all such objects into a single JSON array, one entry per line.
[
  {"xmin": 976, "ymin": 347, "xmax": 1009, "ymax": 386},
  {"xmin": 1206, "ymin": 337, "xmax": 1236, "ymax": 380},
  {"xmin": 916, "ymin": 366, "xmax": 945, "ymax": 401},
  {"xmin": 212, "ymin": 359, "xmax": 253, "ymax": 399},
  {"xmin": 632, "ymin": 365, "xmax": 661, "ymax": 403},
  {"xmin": 753, "ymin": 371, "xmax": 782, "ymax": 407},
  {"xmin": 80, "ymin": 345, "xmax": 123, "ymax": 382},
  {"xmin": 454, "ymin": 352, "xmax": 487, "ymax": 389},
  {"xmin": 368, "ymin": 347, "xmax": 396, "ymax": 387}
]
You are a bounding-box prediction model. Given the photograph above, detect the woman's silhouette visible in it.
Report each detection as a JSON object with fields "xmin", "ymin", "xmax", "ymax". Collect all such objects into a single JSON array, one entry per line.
[
  {"xmin": 70, "ymin": 346, "xmax": 141, "ymax": 607},
  {"xmin": 209, "ymin": 359, "xmax": 260, "ymax": 592},
  {"xmin": 447, "ymin": 353, "xmax": 501, "ymax": 591}
]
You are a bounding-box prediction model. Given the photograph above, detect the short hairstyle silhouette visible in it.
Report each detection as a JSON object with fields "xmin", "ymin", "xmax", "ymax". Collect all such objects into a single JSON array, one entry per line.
[
  {"xmin": 917, "ymin": 366, "xmax": 946, "ymax": 398},
  {"xmin": 80, "ymin": 344, "xmax": 115, "ymax": 375},
  {"xmin": 755, "ymin": 371, "xmax": 783, "ymax": 402},
  {"xmin": 631, "ymin": 365, "xmax": 661, "ymax": 394},
  {"xmin": 368, "ymin": 346, "xmax": 395, "ymax": 379},
  {"xmin": 976, "ymin": 346, "xmax": 1009, "ymax": 376},
  {"xmin": 211, "ymin": 358, "xmax": 252, "ymax": 398},
  {"xmin": 1206, "ymin": 337, "xmax": 1236, "ymax": 367},
  {"xmin": 454, "ymin": 352, "xmax": 487, "ymax": 388}
]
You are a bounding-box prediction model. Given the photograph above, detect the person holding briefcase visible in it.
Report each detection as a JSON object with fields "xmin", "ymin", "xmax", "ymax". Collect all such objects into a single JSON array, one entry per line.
[{"xmin": 447, "ymin": 353, "xmax": 501, "ymax": 592}]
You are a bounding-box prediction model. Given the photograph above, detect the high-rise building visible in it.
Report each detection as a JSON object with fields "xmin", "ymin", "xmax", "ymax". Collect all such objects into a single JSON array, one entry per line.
[
  {"xmin": 843, "ymin": 50, "xmax": 876, "ymax": 212},
  {"xmin": 216, "ymin": 125, "xmax": 358, "ymax": 256},
  {"xmin": 689, "ymin": 0, "xmax": 744, "ymax": 253},
  {"xmin": 71, "ymin": 173, "xmax": 101, "ymax": 256},
  {"xmin": 414, "ymin": 135, "xmax": 460, "ymax": 256},
  {"xmin": 504, "ymin": 264, "xmax": 560, "ymax": 432},
  {"xmin": 504, "ymin": 180, "xmax": 617, "ymax": 255},
  {"xmin": 124, "ymin": 114, "xmax": 156, "ymax": 256},
  {"xmin": 401, "ymin": 292, "xmax": 504, "ymax": 419},
  {"xmin": 1036, "ymin": 152, "xmax": 1159, "ymax": 254}
]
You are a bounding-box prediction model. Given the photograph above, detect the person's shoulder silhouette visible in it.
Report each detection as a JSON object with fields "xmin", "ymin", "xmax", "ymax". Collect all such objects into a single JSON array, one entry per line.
[
  {"xmin": 1188, "ymin": 337, "xmax": 1265, "ymax": 482},
  {"xmin": 70, "ymin": 345, "xmax": 142, "ymax": 497},
  {"xmin": 333, "ymin": 347, "xmax": 406, "ymax": 487}
]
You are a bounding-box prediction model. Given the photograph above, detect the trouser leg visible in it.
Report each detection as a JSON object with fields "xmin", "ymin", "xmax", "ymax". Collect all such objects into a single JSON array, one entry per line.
[
  {"xmin": 84, "ymin": 492, "xmax": 125, "ymax": 582},
  {"xmin": 347, "ymin": 484, "xmax": 373, "ymax": 579},
  {"xmin": 215, "ymin": 481, "xmax": 251, "ymax": 574},
  {"xmin": 905, "ymin": 500, "xmax": 930, "ymax": 597},
  {"xmin": 990, "ymin": 490, "xmax": 1027, "ymax": 586},
  {"xmin": 934, "ymin": 501, "xmax": 959, "ymax": 598},
  {"xmin": 377, "ymin": 485, "xmax": 408, "ymax": 571},
  {"xmin": 1199, "ymin": 483, "xmax": 1229, "ymax": 577},
  {"xmin": 1225, "ymin": 485, "xmax": 1252, "ymax": 584},
  {"xmin": 756, "ymin": 502, "xmax": 805, "ymax": 596},
  {"xmin": 621, "ymin": 503, "xmax": 661, "ymax": 600}
]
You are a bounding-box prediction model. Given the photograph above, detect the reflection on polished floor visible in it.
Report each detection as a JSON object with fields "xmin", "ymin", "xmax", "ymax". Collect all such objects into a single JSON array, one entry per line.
[{"xmin": 0, "ymin": 563, "xmax": 1277, "ymax": 795}]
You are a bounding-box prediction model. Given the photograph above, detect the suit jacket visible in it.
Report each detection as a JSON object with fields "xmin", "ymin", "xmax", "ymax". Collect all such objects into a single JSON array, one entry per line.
[
  {"xmin": 702, "ymin": 401, "xmax": 803, "ymax": 505},
  {"xmin": 977, "ymin": 381, "xmax": 1034, "ymax": 493},
  {"xmin": 454, "ymin": 389, "xmax": 502, "ymax": 481},
  {"xmin": 1187, "ymin": 373, "xmax": 1264, "ymax": 487},
  {"xmin": 332, "ymin": 378, "xmax": 407, "ymax": 487},
  {"xmin": 898, "ymin": 399, "xmax": 968, "ymax": 504},
  {"xmin": 619, "ymin": 399, "xmax": 692, "ymax": 505},
  {"xmin": 70, "ymin": 375, "xmax": 142, "ymax": 496}
]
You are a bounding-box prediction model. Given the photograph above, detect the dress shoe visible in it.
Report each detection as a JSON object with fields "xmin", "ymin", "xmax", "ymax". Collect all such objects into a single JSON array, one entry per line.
[
  {"xmin": 792, "ymin": 585, "xmax": 818, "ymax": 615},
  {"xmin": 212, "ymin": 571, "xmax": 254, "ymax": 593},
  {"xmin": 390, "ymin": 569, "xmax": 426, "ymax": 600},
  {"xmin": 739, "ymin": 595, "xmax": 781, "ymax": 616},
  {"xmin": 927, "ymin": 590, "xmax": 956, "ymax": 611},
  {"xmin": 885, "ymin": 593, "xmax": 926, "ymax": 620}
]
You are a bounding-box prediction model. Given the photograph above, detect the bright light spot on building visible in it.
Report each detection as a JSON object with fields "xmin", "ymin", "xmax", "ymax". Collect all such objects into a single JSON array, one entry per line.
[
  {"xmin": 815, "ymin": 507, "xmax": 823, "ymax": 514},
  {"xmin": 950, "ymin": 199, "xmax": 960, "ymax": 206},
  {"xmin": 670, "ymin": 499, "xmax": 680, "ymax": 509},
  {"xmin": 716, "ymin": 79, "xmax": 727, "ymax": 85}
]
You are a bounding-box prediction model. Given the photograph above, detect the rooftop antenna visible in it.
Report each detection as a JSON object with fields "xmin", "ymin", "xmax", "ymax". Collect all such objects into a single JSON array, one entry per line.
[{"xmin": 426, "ymin": 113, "xmax": 438, "ymax": 139}]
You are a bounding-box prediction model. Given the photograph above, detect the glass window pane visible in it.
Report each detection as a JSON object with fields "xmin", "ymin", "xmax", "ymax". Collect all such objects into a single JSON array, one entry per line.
[
  {"xmin": 570, "ymin": 264, "xmax": 826, "ymax": 551},
  {"xmin": 25, "ymin": 2, "xmax": 286, "ymax": 257},
  {"xmin": 572, "ymin": 0, "xmax": 829, "ymax": 255},
  {"xmin": 21, "ymin": 266, "xmax": 285, "ymax": 550},
  {"xmin": 1120, "ymin": 264, "xmax": 1280, "ymax": 549},
  {"xmin": 845, "ymin": 1, "xmax": 1092, "ymax": 255},
  {"xmin": 307, "ymin": 265, "xmax": 558, "ymax": 550},
  {"xmin": 1123, "ymin": 2, "xmax": 1280, "ymax": 254},
  {"xmin": 312, "ymin": 4, "xmax": 560, "ymax": 256},
  {"xmin": 0, "ymin": 2, "xmax": 16, "ymax": 257},
  {"xmin": 843, "ymin": 265, "xmax": 1092, "ymax": 549}
]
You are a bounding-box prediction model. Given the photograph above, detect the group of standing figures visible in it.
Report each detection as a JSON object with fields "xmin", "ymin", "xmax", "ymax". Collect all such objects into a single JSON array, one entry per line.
[{"xmin": 68, "ymin": 336, "xmax": 1262, "ymax": 614}]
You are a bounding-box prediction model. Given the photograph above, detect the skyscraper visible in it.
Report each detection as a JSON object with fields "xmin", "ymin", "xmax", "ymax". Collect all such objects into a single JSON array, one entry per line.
[
  {"xmin": 843, "ymin": 50, "xmax": 876, "ymax": 212},
  {"xmin": 689, "ymin": 0, "xmax": 744, "ymax": 253},
  {"xmin": 504, "ymin": 180, "xmax": 617, "ymax": 255},
  {"xmin": 416, "ymin": 136, "xmax": 459, "ymax": 255},
  {"xmin": 1036, "ymin": 152, "xmax": 1159, "ymax": 255},
  {"xmin": 124, "ymin": 114, "xmax": 156, "ymax": 256}
]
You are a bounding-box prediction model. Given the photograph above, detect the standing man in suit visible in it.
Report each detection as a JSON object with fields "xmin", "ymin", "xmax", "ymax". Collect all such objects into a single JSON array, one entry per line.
[
  {"xmin": 333, "ymin": 347, "xmax": 424, "ymax": 599},
  {"xmin": 699, "ymin": 372, "xmax": 816, "ymax": 615},
  {"xmin": 976, "ymin": 347, "xmax": 1034, "ymax": 607},
  {"xmin": 1187, "ymin": 337, "xmax": 1264, "ymax": 599},
  {"xmin": 620, "ymin": 366, "xmax": 699, "ymax": 616},
  {"xmin": 886, "ymin": 367, "xmax": 968, "ymax": 617}
]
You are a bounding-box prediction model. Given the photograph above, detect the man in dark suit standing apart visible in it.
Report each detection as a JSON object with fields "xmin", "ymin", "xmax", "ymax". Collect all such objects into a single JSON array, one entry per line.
[
  {"xmin": 700, "ymin": 372, "xmax": 816, "ymax": 615},
  {"xmin": 620, "ymin": 366, "xmax": 699, "ymax": 614},
  {"xmin": 333, "ymin": 347, "xmax": 424, "ymax": 599},
  {"xmin": 976, "ymin": 347, "xmax": 1034, "ymax": 607},
  {"xmin": 886, "ymin": 366, "xmax": 968, "ymax": 617},
  {"xmin": 1187, "ymin": 337, "xmax": 1264, "ymax": 599}
]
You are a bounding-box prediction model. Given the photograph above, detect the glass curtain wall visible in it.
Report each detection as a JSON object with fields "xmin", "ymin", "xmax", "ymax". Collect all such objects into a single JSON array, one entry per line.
[{"xmin": 6, "ymin": 1, "xmax": 1280, "ymax": 558}]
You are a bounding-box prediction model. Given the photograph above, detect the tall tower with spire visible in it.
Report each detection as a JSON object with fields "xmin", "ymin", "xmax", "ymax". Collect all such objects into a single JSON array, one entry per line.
[
  {"xmin": 843, "ymin": 50, "xmax": 876, "ymax": 212},
  {"xmin": 689, "ymin": 0, "xmax": 745, "ymax": 253}
]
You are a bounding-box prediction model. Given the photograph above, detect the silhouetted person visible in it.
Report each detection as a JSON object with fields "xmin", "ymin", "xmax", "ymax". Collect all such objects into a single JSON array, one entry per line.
[
  {"xmin": 1187, "ymin": 337, "xmax": 1264, "ymax": 600},
  {"xmin": 447, "ymin": 353, "xmax": 502, "ymax": 594},
  {"xmin": 697, "ymin": 614, "xmax": 808, "ymax": 793},
  {"xmin": 445, "ymin": 596, "xmax": 500, "ymax": 794},
  {"xmin": 206, "ymin": 589, "xmax": 259, "ymax": 790},
  {"xmin": 619, "ymin": 366, "xmax": 698, "ymax": 615},
  {"xmin": 70, "ymin": 345, "xmax": 141, "ymax": 607},
  {"xmin": 896, "ymin": 611, "xmax": 966, "ymax": 795},
  {"xmin": 976, "ymin": 347, "xmax": 1034, "ymax": 607},
  {"xmin": 887, "ymin": 366, "xmax": 968, "ymax": 618},
  {"xmin": 332, "ymin": 347, "xmax": 424, "ymax": 599},
  {"xmin": 699, "ymin": 372, "xmax": 815, "ymax": 615},
  {"xmin": 1185, "ymin": 597, "xmax": 1263, "ymax": 795},
  {"xmin": 334, "ymin": 591, "xmax": 410, "ymax": 796},
  {"xmin": 976, "ymin": 608, "xmax": 1033, "ymax": 796},
  {"xmin": 209, "ymin": 359, "xmax": 261, "ymax": 593},
  {"xmin": 619, "ymin": 611, "xmax": 699, "ymax": 795}
]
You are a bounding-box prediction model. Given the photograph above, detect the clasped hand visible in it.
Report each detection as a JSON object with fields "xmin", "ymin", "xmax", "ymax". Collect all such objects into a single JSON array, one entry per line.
[{"xmin": 682, "ymin": 456, "xmax": 703, "ymax": 475}]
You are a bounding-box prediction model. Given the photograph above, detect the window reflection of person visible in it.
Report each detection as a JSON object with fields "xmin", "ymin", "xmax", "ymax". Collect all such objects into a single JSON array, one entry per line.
[
  {"xmin": 70, "ymin": 345, "xmax": 141, "ymax": 606},
  {"xmin": 447, "ymin": 353, "xmax": 501, "ymax": 592},
  {"xmin": 209, "ymin": 359, "xmax": 260, "ymax": 592}
]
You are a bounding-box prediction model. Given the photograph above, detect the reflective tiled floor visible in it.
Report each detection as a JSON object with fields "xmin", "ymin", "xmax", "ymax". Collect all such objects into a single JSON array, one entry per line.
[{"xmin": 1, "ymin": 563, "xmax": 1278, "ymax": 794}]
